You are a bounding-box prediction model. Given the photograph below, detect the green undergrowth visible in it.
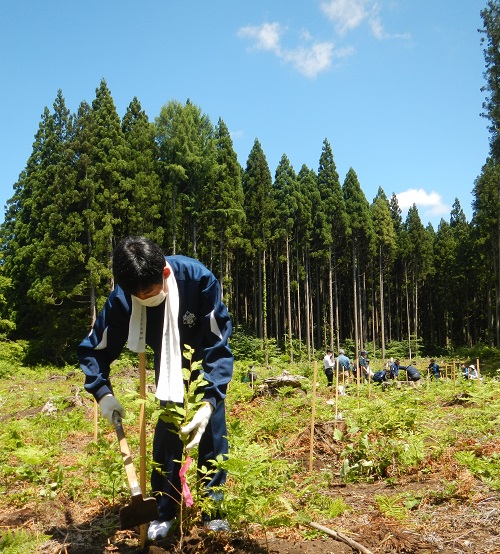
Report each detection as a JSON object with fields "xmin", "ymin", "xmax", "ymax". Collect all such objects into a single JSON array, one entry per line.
[{"xmin": 0, "ymin": 351, "xmax": 499, "ymax": 550}]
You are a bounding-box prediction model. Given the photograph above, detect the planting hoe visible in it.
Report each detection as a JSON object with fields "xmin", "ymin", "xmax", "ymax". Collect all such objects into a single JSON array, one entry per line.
[{"xmin": 112, "ymin": 410, "xmax": 159, "ymax": 529}]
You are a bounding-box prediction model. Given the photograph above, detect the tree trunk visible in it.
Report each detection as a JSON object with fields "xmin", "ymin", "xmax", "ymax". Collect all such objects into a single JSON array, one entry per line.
[
  {"xmin": 305, "ymin": 249, "xmax": 311, "ymax": 361},
  {"xmin": 379, "ymin": 246, "xmax": 386, "ymax": 359},
  {"xmin": 497, "ymin": 177, "xmax": 500, "ymax": 346},
  {"xmin": 296, "ymin": 238, "xmax": 302, "ymax": 353},
  {"xmin": 352, "ymin": 240, "xmax": 359, "ymax": 383},
  {"xmin": 262, "ymin": 248, "xmax": 269, "ymax": 367},
  {"xmin": 286, "ymin": 235, "xmax": 293, "ymax": 362},
  {"xmin": 328, "ymin": 246, "xmax": 334, "ymax": 352},
  {"xmin": 405, "ymin": 264, "xmax": 412, "ymax": 360},
  {"xmin": 333, "ymin": 254, "xmax": 340, "ymax": 352}
]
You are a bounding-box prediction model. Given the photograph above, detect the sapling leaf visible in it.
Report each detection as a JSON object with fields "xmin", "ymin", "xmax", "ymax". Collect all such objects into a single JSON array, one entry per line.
[{"xmin": 333, "ymin": 428, "xmax": 343, "ymax": 441}]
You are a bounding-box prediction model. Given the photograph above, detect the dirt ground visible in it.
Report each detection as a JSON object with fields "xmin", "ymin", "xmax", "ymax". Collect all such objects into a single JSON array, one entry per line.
[
  {"xmin": 1, "ymin": 385, "xmax": 499, "ymax": 553},
  {"xmin": 2, "ymin": 470, "xmax": 499, "ymax": 554}
]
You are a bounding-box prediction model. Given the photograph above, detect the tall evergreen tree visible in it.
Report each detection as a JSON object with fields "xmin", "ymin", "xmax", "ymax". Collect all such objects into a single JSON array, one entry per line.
[
  {"xmin": 272, "ymin": 154, "xmax": 298, "ymax": 361},
  {"xmin": 316, "ymin": 139, "xmax": 348, "ymax": 351},
  {"xmin": 403, "ymin": 205, "xmax": 434, "ymax": 357},
  {"xmin": 120, "ymin": 97, "xmax": 162, "ymax": 241},
  {"xmin": 472, "ymin": 159, "xmax": 500, "ymax": 344},
  {"xmin": 155, "ymin": 99, "xmax": 217, "ymax": 257},
  {"xmin": 480, "ymin": 0, "xmax": 500, "ymax": 160},
  {"xmin": 242, "ymin": 139, "xmax": 273, "ymax": 360},
  {"xmin": 73, "ymin": 80, "xmax": 129, "ymax": 326},
  {"xmin": 370, "ymin": 187, "xmax": 396, "ymax": 357},
  {"xmin": 201, "ymin": 117, "xmax": 245, "ymax": 290},
  {"xmin": 449, "ymin": 200, "xmax": 474, "ymax": 345},
  {"xmin": 297, "ymin": 165, "xmax": 319, "ymax": 360},
  {"xmin": 1, "ymin": 90, "xmax": 87, "ymax": 361},
  {"xmin": 343, "ymin": 167, "xmax": 374, "ymax": 361},
  {"xmin": 477, "ymin": 1, "xmax": 500, "ymax": 345}
]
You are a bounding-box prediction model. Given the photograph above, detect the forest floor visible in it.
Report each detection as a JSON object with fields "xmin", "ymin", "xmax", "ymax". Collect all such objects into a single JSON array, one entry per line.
[
  {"xmin": 2, "ymin": 465, "xmax": 500, "ymax": 553},
  {"xmin": 1, "ymin": 427, "xmax": 499, "ymax": 553},
  {"xmin": 1, "ymin": 365, "xmax": 499, "ymax": 553}
]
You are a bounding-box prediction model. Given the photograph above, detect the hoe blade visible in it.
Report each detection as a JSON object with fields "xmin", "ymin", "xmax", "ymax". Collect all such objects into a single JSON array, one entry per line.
[{"xmin": 119, "ymin": 494, "xmax": 159, "ymax": 530}]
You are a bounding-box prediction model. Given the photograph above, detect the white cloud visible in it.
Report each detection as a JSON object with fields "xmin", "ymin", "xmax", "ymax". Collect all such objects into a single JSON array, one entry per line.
[
  {"xmin": 320, "ymin": 0, "xmax": 368, "ymax": 35},
  {"xmin": 320, "ymin": 0, "xmax": 410, "ymax": 40},
  {"xmin": 281, "ymin": 42, "xmax": 335, "ymax": 78},
  {"xmin": 237, "ymin": 22, "xmax": 283, "ymax": 53},
  {"xmin": 238, "ymin": 22, "xmax": 347, "ymax": 78},
  {"xmin": 396, "ymin": 188, "xmax": 450, "ymax": 219}
]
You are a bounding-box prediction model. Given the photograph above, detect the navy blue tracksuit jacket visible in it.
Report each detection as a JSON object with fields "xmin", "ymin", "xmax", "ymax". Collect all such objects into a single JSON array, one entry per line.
[{"xmin": 78, "ymin": 255, "xmax": 233, "ymax": 520}]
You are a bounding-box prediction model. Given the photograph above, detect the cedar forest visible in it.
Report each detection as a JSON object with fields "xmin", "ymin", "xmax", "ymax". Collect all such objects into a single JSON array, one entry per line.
[{"xmin": 2, "ymin": 3, "xmax": 500, "ymax": 367}]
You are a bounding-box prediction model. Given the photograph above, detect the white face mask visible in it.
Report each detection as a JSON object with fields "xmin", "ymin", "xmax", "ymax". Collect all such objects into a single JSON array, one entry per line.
[{"xmin": 133, "ymin": 281, "xmax": 167, "ymax": 307}]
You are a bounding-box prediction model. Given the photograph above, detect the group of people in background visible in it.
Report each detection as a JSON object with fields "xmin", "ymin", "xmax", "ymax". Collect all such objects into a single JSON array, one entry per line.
[
  {"xmin": 323, "ymin": 348, "xmax": 357, "ymax": 386},
  {"xmin": 323, "ymin": 349, "xmax": 481, "ymax": 387}
]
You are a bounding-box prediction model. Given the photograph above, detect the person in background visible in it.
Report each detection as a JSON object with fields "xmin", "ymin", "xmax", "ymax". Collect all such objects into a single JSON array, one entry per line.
[
  {"xmin": 323, "ymin": 349, "xmax": 334, "ymax": 386},
  {"xmin": 336, "ymin": 348, "xmax": 351, "ymax": 381},
  {"xmin": 390, "ymin": 359, "xmax": 402, "ymax": 380},
  {"xmin": 358, "ymin": 350, "xmax": 369, "ymax": 381},
  {"xmin": 78, "ymin": 236, "xmax": 233, "ymax": 540},
  {"xmin": 404, "ymin": 365, "xmax": 421, "ymax": 382},
  {"xmin": 372, "ymin": 368, "xmax": 388, "ymax": 384},
  {"xmin": 428, "ymin": 359, "xmax": 440, "ymax": 380},
  {"xmin": 364, "ymin": 358, "xmax": 374, "ymax": 381},
  {"xmin": 461, "ymin": 363, "xmax": 469, "ymax": 379},
  {"xmin": 467, "ymin": 364, "xmax": 479, "ymax": 379}
]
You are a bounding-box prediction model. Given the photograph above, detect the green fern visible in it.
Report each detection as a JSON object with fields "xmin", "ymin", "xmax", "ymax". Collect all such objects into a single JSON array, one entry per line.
[{"xmin": 0, "ymin": 528, "xmax": 51, "ymax": 554}]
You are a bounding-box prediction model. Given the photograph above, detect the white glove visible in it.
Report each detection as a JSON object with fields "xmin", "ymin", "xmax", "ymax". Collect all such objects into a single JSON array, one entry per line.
[
  {"xmin": 181, "ymin": 402, "xmax": 214, "ymax": 450},
  {"xmin": 98, "ymin": 394, "xmax": 124, "ymax": 425}
]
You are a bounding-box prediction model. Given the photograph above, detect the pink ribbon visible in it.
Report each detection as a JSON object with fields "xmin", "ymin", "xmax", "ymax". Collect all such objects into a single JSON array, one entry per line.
[{"xmin": 179, "ymin": 456, "xmax": 194, "ymax": 507}]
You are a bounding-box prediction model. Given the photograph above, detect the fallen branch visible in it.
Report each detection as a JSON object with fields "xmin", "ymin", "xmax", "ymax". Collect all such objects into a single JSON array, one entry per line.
[{"xmin": 307, "ymin": 521, "xmax": 374, "ymax": 554}]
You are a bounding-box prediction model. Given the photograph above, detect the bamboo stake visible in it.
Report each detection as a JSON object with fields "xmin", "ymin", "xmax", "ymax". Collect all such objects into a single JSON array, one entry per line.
[
  {"xmin": 139, "ymin": 351, "xmax": 148, "ymax": 547},
  {"xmin": 356, "ymin": 360, "xmax": 360, "ymax": 409},
  {"xmin": 309, "ymin": 361, "xmax": 318, "ymax": 472},
  {"xmin": 335, "ymin": 358, "xmax": 339, "ymax": 421},
  {"xmin": 93, "ymin": 399, "xmax": 98, "ymax": 442}
]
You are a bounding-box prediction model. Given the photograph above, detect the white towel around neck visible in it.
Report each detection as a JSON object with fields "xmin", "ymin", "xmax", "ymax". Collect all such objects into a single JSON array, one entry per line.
[{"xmin": 127, "ymin": 262, "xmax": 184, "ymax": 402}]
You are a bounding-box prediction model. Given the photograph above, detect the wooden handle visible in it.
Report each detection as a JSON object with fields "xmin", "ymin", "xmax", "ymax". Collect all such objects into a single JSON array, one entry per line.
[
  {"xmin": 139, "ymin": 352, "xmax": 148, "ymax": 547},
  {"xmin": 113, "ymin": 411, "xmax": 141, "ymax": 497}
]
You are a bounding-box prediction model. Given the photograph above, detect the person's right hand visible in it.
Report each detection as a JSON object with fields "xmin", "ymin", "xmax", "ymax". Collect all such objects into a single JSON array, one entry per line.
[{"xmin": 98, "ymin": 394, "xmax": 124, "ymax": 425}]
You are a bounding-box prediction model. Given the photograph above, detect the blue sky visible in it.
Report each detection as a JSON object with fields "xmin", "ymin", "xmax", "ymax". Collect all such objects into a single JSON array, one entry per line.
[{"xmin": 0, "ymin": 0, "xmax": 490, "ymax": 229}]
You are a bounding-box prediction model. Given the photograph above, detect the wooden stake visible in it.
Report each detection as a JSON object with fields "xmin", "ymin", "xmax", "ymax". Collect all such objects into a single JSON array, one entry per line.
[
  {"xmin": 476, "ymin": 358, "xmax": 481, "ymax": 387},
  {"xmin": 93, "ymin": 398, "xmax": 98, "ymax": 442},
  {"xmin": 309, "ymin": 361, "xmax": 318, "ymax": 472},
  {"xmin": 139, "ymin": 351, "xmax": 147, "ymax": 547},
  {"xmin": 335, "ymin": 358, "xmax": 339, "ymax": 421},
  {"xmin": 356, "ymin": 361, "xmax": 360, "ymax": 409}
]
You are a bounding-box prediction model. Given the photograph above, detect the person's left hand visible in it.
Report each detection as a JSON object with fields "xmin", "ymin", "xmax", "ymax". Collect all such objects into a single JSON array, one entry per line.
[{"xmin": 180, "ymin": 402, "xmax": 214, "ymax": 450}]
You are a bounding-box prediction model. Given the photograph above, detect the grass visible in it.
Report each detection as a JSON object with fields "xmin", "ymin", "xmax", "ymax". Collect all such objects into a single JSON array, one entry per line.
[{"xmin": 0, "ymin": 347, "xmax": 499, "ymax": 550}]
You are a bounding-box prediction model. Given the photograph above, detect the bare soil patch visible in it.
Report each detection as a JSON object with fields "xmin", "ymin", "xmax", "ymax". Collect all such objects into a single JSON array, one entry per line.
[{"xmin": 1, "ymin": 467, "xmax": 499, "ymax": 553}]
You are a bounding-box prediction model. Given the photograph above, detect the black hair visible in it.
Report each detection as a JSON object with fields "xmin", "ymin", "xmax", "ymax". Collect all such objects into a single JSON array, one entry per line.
[{"xmin": 112, "ymin": 236, "xmax": 165, "ymax": 295}]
